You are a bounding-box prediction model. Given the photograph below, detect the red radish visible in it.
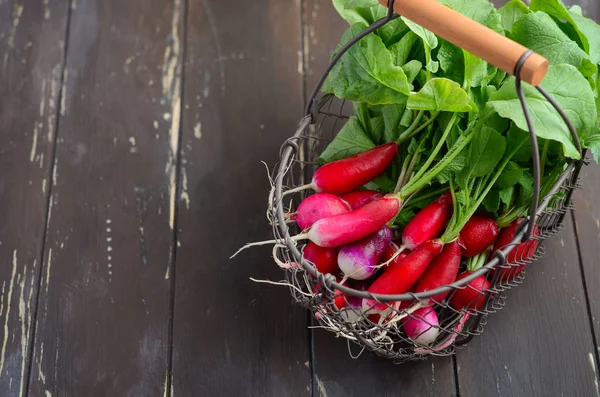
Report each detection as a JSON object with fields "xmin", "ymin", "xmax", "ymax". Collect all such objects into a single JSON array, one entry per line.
[
  {"xmin": 401, "ymin": 191, "xmax": 453, "ymax": 250},
  {"xmin": 291, "ymin": 193, "xmax": 350, "ymax": 230},
  {"xmin": 403, "ymin": 306, "xmax": 440, "ymax": 346},
  {"xmin": 491, "ymin": 219, "xmax": 540, "ymax": 282},
  {"xmin": 307, "ymin": 195, "xmax": 401, "ymax": 248},
  {"xmin": 338, "ymin": 226, "xmax": 393, "ymax": 280},
  {"xmin": 459, "ymin": 215, "xmax": 499, "ymax": 257},
  {"xmin": 309, "ymin": 143, "xmax": 398, "ymax": 195},
  {"xmin": 340, "ymin": 190, "xmax": 383, "ymax": 209},
  {"xmin": 450, "ymin": 272, "xmax": 490, "ymax": 312},
  {"xmin": 334, "ymin": 291, "xmax": 348, "ymax": 310},
  {"xmin": 303, "ymin": 242, "xmax": 340, "ymax": 275},
  {"xmin": 413, "ymin": 240, "xmax": 461, "ymax": 303},
  {"xmin": 362, "ymin": 239, "xmax": 444, "ymax": 314}
]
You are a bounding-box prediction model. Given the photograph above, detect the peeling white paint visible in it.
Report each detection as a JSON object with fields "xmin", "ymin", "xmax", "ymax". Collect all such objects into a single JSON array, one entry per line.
[
  {"xmin": 8, "ymin": 5, "xmax": 24, "ymax": 48},
  {"xmin": 0, "ymin": 250, "xmax": 18, "ymax": 375},
  {"xmin": 165, "ymin": 267, "xmax": 170, "ymax": 280},
  {"xmin": 153, "ymin": 121, "xmax": 159, "ymax": 129},
  {"xmin": 18, "ymin": 263, "xmax": 29, "ymax": 397},
  {"xmin": 30, "ymin": 123, "xmax": 39, "ymax": 162},
  {"xmin": 163, "ymin": 112, "xmax": 172, "ymax": 121},
  {"xmin": 181, "ymin": 167, "xmax": 190, "ymax": 209},
  {"xmin": 194, "ymin": 122, "xmax": 202, "ymax": 139},
  {"xmin": 44, "ymin": 0, "xmax": 50, "ymax": 19},
  {"xmin": 589, "ymin": 352, "xmax": 599, "ymax": 396},
  {"xmin": 38, "ymin": 342, "xmax": 46, "ymax": 384},
  {"xmin": 45, "ymin": 249, "xmax": 52, "ymax": 294},
  {"xmin": 60, "ymin": 69, "xmax": 68, "ymax": 116},
  {"xmin": 52, "ymin": 158, "xmax": 58, "ymax": 186}
]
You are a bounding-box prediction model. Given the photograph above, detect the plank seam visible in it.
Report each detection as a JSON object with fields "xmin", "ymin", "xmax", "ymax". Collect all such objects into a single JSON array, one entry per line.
[
  {"xmin": 570, "ymin": 208, "xmax": 600, "ymax": 380},
  {"xmin": 165, "ymin": 0, "xmax": 189, "ymax": 395},
  {"xmin": 25, "ymin": 1, "xmax": 75, "ymax": 396}
]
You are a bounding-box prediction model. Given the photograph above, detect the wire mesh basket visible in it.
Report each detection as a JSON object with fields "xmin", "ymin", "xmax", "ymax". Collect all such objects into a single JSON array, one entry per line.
[{"xmin": 267, "ymin": 0, "xmax": 586, "ymax": 363}]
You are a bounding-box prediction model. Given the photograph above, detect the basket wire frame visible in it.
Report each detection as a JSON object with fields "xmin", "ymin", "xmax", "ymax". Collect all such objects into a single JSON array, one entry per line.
[{"xmin": 267, "ymin": 1, "xmax": 586, "ymax": 362}]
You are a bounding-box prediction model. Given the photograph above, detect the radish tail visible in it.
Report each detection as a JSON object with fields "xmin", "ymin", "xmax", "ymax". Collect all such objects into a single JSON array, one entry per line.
[
  {"xmin": 249, "ymin": 277, "xmax": 313, "ymax": 297},
  {"xmin": 281, "ymin": 184, "xmax": 313, "ymax": 197},
  {"xmin": 374, "ymin": 245, "xmax": 407, "ymax": 269},
  {"xmin": 230, "ymin": 233, "xmax": 309, "ymax": 258}
]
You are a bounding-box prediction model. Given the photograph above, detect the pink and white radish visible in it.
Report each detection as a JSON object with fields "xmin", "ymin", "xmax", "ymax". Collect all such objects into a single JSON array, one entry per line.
[
  {"xmin": 290, "ymin": 193, "xmax": 350, "ymax": 230},
  {"xmin": 403, "ymin": 306, "xmax": 440, "ymax": 346},
  {"xmin": 338, "ymin": 226, "xmax": 393, "ymax": 280}
]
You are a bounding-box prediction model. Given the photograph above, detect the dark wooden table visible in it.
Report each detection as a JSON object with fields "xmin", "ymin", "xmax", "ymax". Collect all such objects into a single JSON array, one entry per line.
[{"xmin": 0, "ymin": 0, "xmax": 599, "ymax": 396}]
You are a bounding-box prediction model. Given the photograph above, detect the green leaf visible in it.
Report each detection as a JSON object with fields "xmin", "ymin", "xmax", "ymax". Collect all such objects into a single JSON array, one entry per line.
[
  {"xmin": 440, "ymin": 0, "xmax": 505, "ymax": 34},
  {"xmin": 401, "ymin": 17, "xmax": 438, "ymax": 49},
  {"xmin": 530, "ymin": 0, "xmax": 590, "ymax": 54},
  {"xmin": 426, "ymin": 60, "xmax": 439, "ymax": 74},
  {"xmin": 407, "ymin": 78, "xmax": 477, "ymax": 112},
  {"xmin": 390, "ymin": 32, "xmax": 419, "ymax": 67},
  {"xmin": 400, "ymin": 107, "xmax": 413, "ymax": 127},
  {"xmin": 436, "ymin": 151, "xmax": 467, "ymax": 184},
  {"xmin": 319, "ymin": 116, "xmax": 376, "ymax": 162},
  {"xmin": 323, "ymin": 24, "xmax": 411, "ymax": 104},
  {"xmin": 497, "ymin": 162, "xmax": 524, "ymax": 188},
  {"xmin": 499, "ymin": 186, "xmax": 515, "ymax": 206},
  {"xmin": 507, "ymin": 123, "xmax": 532, "ymax": 162},
  {"xmin": 380, "ymin": 103, "xmax": 406, "ymax": 142},
  {"xmin": 483, "ymin": 188, "xmax": 501, "ymax": 213},
  {"xmin": 394, "ymin": 209, "xmax": 417, "ymax": 228},
  {"xmin": 344, "ymin": 0, "xmax": 378, "ymax": 8},
  {"xmin": 582, "ymin": 126, "xmax": 600, "ymax": 163},
  {"xmin": 569, "ymin": 10, "xmax": 600, "ymax": 65},
  {"xmin": 515, "ymin": 170, "xmax": 534, "ymax": 207},
  {"xmin": 457, "ymin": 127, "xmax": 506, "ymax": 188},
  {"xmin": 488, "ymin": 64, "xmax": 596, "ymax": 160},
  {"xmin": 332, "ymin": 1, "xmax": 408, "ymax": 45},
  {"xmin": 436, "ymin": 40, "xmax": 464, "ymax": 84},
  {"xmin": 570, "ymin": 5, "xmax": 583, "ymax": 16},
  {"xmin": 402, "ymin": 60, "xmax": 422, "ymax": 84},
  {"xmin": 464, "ymin": 51, "xmax": 497, "ymax": 88},
  {"xmin": 510, "ymin": 12, "xmax": 590, "ymax": 70},
  {"xmin": 365, "ymin": 174, "xmax": 396, "ymax": 192},
  {"xmin": 498, "ymin": 0, "xmax": 531, "ymax": 33}
]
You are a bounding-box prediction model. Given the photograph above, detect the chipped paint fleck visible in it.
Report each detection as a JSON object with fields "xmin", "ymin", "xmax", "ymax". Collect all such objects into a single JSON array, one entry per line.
[
  {"xmin": 589, "ymin": 352, "xmax": 599, "ymax": 396},
  {"xmin": 315, "ymin": 376, "xmax": 328, "ymax": 397},
  {"xmin": 164, "ymin": 112, "xmax": 172, "ymax": 121},
  {"xmin": 164, "ymin": 267, "xmax": 170, "ymax": 280},
  {"xmin": 60, "ymin": 69, "xmax": 68, "ymax": 116},
  {"xmin": 45, "ymin": 249, "xmax": 52, "ymax": 294},
  {"xmin": 30, "ymin": 123, "xmax": 39, "ymax": 162},
  {"xmin": 194, "ymin": 122, "xmax": 202, "ymax": 139},
  {"xmin": 52, "ymin": 158, "xmax": 58, "ymax": 186},
  {"xmin": 181, "ymin": 166, "xmax": 190, "ymax": 209},
  {"xmin": 153, "ymin": 121, "xmax": 159, "ymax": 129}
]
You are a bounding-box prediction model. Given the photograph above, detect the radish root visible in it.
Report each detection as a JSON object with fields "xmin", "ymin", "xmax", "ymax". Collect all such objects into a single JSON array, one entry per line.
[
  {"xmin": 230, "ymin": 233, "xmax": 309, "ymax": 259},
  {"xmin": 249, "ymin": 277, "xmax": 313, "ymax": 298}
]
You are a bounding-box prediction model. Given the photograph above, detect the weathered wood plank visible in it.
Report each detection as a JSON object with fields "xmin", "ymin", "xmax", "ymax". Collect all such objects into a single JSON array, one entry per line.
[
  {"xmin": 170, "ymin": 0, "xmax": 310, "ymax": 395},
  {"xmin": 573, "ymin": 160, "xmax": 600, "ymax": 360},
  {"xmin": 456, "ymin": 216, "xmax": 599, "ymax": 397},
  {"xmin": 0, "ymin": 1, "xmax": 69, "ymax": 395},
  {"xmin": 27, "ymin": 0, "xmax": 184, "ymax": 395},
  {"xmin": 305, "ymin": 1, "xmax": 457, "ymax": 395}
]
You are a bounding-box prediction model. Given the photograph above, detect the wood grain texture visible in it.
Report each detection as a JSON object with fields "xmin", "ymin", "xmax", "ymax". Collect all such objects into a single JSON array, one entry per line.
[
  {"xmin": 169, "ymin": 0, "xmax": 310, "ymax": 395},
  {"xmin": 305, "ymin": 1, "xmax": 457, "ymax": 395},
  {"xmin": 573, "ymin": 160, "xmax": 600, "ymax": 359},
  {"xmin": 456, "ymin": 217, "xmax": 599, "ymax": 397},
  {"xmin": 0, "ymin": 1, "xmax": 68, "ymax": 395},
  {"xmin": 27, "ymin": 0, "xmax": 184, "ymax": 395}
]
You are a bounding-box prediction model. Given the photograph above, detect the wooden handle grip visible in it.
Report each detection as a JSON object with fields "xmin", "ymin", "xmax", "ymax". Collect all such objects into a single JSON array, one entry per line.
[{"xmin": 378, "ymin": 0, "xmax": 548, "ymax": 86}]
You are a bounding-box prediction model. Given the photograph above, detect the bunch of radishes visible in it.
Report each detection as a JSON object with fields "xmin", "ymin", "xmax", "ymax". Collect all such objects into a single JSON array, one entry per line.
[{"xmin": 283, "ymin": 143, "xmax": 540, "ymax": 348}]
